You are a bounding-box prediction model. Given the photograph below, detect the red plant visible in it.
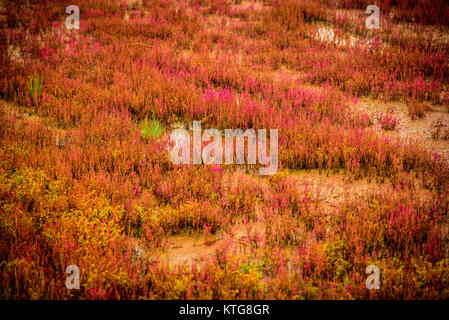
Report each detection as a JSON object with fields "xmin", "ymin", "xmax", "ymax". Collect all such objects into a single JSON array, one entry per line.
[{"xmin": 378, "ymin": 110, "xmax": 400, "ymax": 130}]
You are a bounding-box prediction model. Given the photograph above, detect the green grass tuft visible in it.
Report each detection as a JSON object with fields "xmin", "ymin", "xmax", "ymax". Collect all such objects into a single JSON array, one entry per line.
[{"xmin": 138, "ymin": 117, "xmax": 163, "ymax": 140}]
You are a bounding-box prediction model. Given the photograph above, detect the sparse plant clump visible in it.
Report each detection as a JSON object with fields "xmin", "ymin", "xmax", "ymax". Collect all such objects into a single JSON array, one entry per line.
[
  {"xmin": 407, "ymin": 100, "xmax": 431, "ymax": 120},
  {"xmin": 431, "ymin": 118, "xmax": 449, "ymax": 140},
  {"xmin": 359, "ymin": 112, "xmax": 373, "ymax": 127},
  {"xmin": 378, "ymin": 110, "xmax": 400, "ymax": 130}
]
